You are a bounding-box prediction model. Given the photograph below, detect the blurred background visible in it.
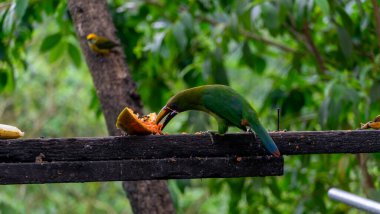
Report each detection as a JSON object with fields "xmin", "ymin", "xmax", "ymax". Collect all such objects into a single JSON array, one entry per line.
[{"xmin": 1, "ymin": 0, "xmax": 380, "ymax": 213}]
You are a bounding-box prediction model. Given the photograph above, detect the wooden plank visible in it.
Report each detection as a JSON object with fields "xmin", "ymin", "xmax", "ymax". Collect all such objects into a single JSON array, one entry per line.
[
  {"xmin": 274, "ymin": 130, "xmax": 380, "ymax": 155},
  {"xmin": 0, "ymin": 130, "xmax": 379, "ymax": 162},
  {"xmin": 0, "ymin": 156, "xmax": 283, "ymax": 184}
]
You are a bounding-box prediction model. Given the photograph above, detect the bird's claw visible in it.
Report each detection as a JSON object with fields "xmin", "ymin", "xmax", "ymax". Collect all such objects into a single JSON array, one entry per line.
[
  {"xmin": 195, "ymin": 131, "xmax": 218, "ymax": 144},
  {"xmin": 246, "ymin": 129, "xmax": 257, "ymax": 147},
  {"xmin": 247, "ymin": 128, "xmax": 257, "ymax": 140}
]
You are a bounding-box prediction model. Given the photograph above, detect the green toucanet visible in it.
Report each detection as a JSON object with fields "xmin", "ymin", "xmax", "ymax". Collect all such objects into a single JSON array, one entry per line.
[{"xmin": 155, "ymin": 84, "xmax": 281, "ymax": 157}]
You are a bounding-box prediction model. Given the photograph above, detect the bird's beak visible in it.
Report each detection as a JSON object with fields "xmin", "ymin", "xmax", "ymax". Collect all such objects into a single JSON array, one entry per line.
[{"xmin": 155, "ymin": 106, "xmax": 178, "ymax": 129}]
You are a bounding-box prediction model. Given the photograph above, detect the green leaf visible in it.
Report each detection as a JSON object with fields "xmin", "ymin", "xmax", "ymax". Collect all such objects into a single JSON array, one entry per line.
[
  {"xmin": 250, "ymin": 6, "xmax": 261, "ymax": 26},
  {"xmin": 48, "ymin": 41, "xmax": 65, "ymax": 63},
  {"xmin": 227, "ymin": 178, "xmax": 245, "ymax": 213},
  {"xmin": 0, "ymin": 69, "xmax": 7, "ymax": 92},
  {"xmin": 89, "ymin": 88, "xmax": 102, "ymax": 118},
  {"xmin": 337, "ymin": 7, "xmax": 354, "ymax": 34},
  {"xmin": 230, "ymin": 13, "xmax": 239, "ymax": 40},
  {"xmin": 294, "ymin": 0, "xmax": 308, "ymax": 29},
  {"xmin": 261, "ymin": 3, "xmax": 279, "ymax": 31},
  {"xmin": 144, "ymin": 32, "xmax": 166, "ymax": 53},
  {"xmin": 40, "ymin": 33, "xmax": 62, "ymax": 53},
  {"xmin": 316, "ymin": 0, "xmax": 329, "ymax": 14},
  {"xmin": 253, "ymin": 55, "xmax": 266, "ymax": 74},
  {"xmin": 239, "ymin": 6, "xmax": 252, "ymax": 30},
  {"xmin": 3, "ymin": 6, "xmax": 14, "ymax": 36},
  {"xmin": 242, "ymin": 42, "xmax": 255, "ymax": 68},
  {"xmin": 210, "ymin": 48, "xmax": 229, "ymax": 85},
  {"xmin": 337, "ymin": 26, "xmax": 352, "ymax": 59},
  {"xmin": 42, "ymin": 1, "xmax": 57, "ymax": 15},
  {"xmin": 202, "ymin": 49, "xmax": 229, "ymax": 85},
  {"xmin": 267, "ymin": 178, "xmax": 282, "ymax": 199},
  {"xmin": 241, "ymin": 42, "xmax": 266, "ymax": 74},
  {"xmin": 202, "ymin": 57, "xmax": 211, "ymax": 81},
  {"xmin": 370, "ymin": 79, "xmax": 380, "ymax": 103},
  {"xmin": 0, "ymin": 66, "xmax": 15, "ymax": 93},
  {"xmin": 281, "ymin": 89, "xmax": 306, "ymax": 116},
  {"xmin": 55, "ymin": 1, "xmax": 68, "ymax": 25},
  {"xmin": 172, "ymin": 22, "xmax": 187, "ymax": 51},
  {"xmin": 0, "ymin": 42, "xmax": 6, "ymax": 61},
  {"xmin": 15, "ymin": 0, "xmax": 28, "ymax": 21},
  {"xmin": 67, "ymin": 42, "xmax": 82, "ymax": 68},
  {"xmin": 0, "ymin": 7, "xmax": 9, "ymax": 31},
  {"xmin": 181, "ymin": 64, "xmax": 203, "ymax": 86},
  {"xmin": 181, "ymin": 12, "xmax": 193, "ymax": 35}
]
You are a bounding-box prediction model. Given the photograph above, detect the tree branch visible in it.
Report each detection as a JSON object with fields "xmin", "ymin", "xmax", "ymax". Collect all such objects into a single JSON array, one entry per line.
[
  {"xmin": 200, "ymin": 15, "xmax": 297, "ymax": 53},
  {"xmin": 67, "ymin": 1, "xmax": 174, "ymax": 213},
  {"xmin": 302, "ymin": 21, "xmax": 327, "ymax": 74},
  {"xmin": 285, "ymin": 18, "xmax": 327, "ymax": 74},
  {"xmin": 239, "ymin": 28, "xmax": 297, "ymax": 53}
]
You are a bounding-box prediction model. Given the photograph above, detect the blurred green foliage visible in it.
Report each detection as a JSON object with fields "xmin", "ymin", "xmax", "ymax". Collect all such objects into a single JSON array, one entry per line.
[{"xmin": 1, "ymin": 0, "xmax": 380, "ymax": 213}]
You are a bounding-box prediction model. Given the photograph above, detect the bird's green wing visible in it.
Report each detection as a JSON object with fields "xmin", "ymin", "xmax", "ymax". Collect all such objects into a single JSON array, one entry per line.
[
  {"xmin": 201, "ymin": 86, "xmax": 247, "ymax": 130},
  {"xmin": 95, "ymin": 38, "xmax": 119, "ymax": 49}
]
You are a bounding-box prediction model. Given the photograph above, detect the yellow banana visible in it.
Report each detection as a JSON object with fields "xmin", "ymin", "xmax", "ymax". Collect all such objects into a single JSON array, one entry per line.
[{"xmin": 0, "ymin": 124, "xmax": 24, "ymax": 139}]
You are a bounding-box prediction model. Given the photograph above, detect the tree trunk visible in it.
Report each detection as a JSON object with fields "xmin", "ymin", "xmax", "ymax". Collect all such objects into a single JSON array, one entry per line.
[{"xmin": 67, "ymin": 0, "xmax": 175, "ymax": 213}]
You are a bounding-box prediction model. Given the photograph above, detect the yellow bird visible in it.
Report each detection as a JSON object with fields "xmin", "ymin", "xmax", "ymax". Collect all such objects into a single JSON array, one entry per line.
[
  {"xmin": 86, "ymin": 33, "xmax": 119, "ymax": 55},
  {"xmin": 360, "ymin": 115, "xmax": 380, "ymax": 129}
]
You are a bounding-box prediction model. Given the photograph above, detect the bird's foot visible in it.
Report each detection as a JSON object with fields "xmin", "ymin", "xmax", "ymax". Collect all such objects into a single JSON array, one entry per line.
[
  {"xmin": 195, "ymin": 130, "xmax": 219, "ymax": 144},
  {"xmin": 247, "ymin": 128, "xmax": 257, "ymax": 140},
  {"xmin": 246, "ymin": 129, "xmax": 257, "ymax": 147}
]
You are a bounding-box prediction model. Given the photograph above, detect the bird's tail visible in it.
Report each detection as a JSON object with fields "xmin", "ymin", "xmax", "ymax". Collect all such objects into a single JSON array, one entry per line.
[{"xmin": 248, "ymin": 117, "xmax": 281, "ymax": 157}]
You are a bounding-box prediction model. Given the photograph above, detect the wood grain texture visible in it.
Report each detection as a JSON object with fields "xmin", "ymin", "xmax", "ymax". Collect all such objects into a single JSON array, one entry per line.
[
  {"xmin": 0, "ymin": 156, "xmax": 283, "ymax": 184},
  {"xmin": 0, "ymin": 130, "xmax": 377, "ymax": 184},
  {"xmin": 0, "ymin": 130, "xmax": 379, "ymax": 163}
]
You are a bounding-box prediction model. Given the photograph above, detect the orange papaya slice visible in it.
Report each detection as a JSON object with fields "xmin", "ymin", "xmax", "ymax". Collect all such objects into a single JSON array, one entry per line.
[{"xmin": 116, "ymin": 107, "xmax": 162, "ymax": 135}]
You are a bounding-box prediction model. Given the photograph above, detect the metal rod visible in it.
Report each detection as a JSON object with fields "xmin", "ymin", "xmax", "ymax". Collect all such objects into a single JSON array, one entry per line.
[
  {"xmin": 277, "ymin": 108, "xmax": 280, "ymax": 131},
  {"xmin": 328, "ymin": 188, "xmax": 380, "ymax": 213}
]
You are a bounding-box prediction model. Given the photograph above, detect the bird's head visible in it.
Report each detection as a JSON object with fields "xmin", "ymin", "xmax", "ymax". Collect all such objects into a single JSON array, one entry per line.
[
  {"xmin": 155, "ymin": 98, "xmax": 185, "ymax": 129},
  {"xmin": 86, "ymin": 33, "xmax": 98, "ymax": 43},
  {"xmin": 155, "ymin": 88, "xmax": 202, "ymax": 129}
]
